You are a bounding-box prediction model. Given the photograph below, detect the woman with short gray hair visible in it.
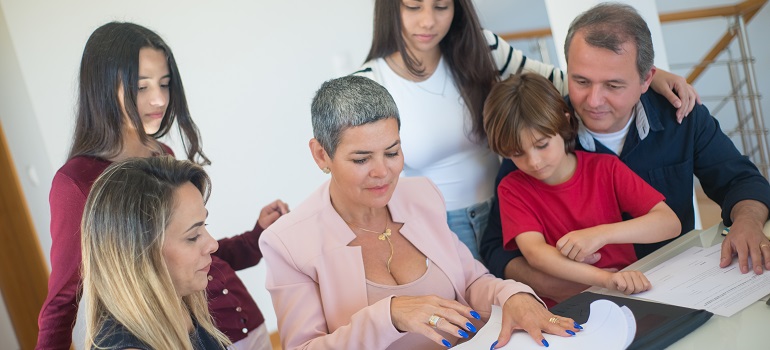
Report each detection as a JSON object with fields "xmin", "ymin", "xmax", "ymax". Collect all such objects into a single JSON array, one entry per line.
[{"xmin": 260, "ymin": 76, "xmax": 580, "ymax": 349}]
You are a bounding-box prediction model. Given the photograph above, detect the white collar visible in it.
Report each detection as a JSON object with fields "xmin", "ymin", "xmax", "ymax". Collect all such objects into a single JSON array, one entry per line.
[{"xmin": 575, "ymin": 100, "xmax": 649, "ymax": 152}]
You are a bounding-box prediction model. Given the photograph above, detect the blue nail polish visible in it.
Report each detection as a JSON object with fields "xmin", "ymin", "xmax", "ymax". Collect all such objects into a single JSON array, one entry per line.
[
  {"xmin": 490, "ymin": 340, "xmax": 498, "ymax": 350},
  {"xmin": 470, "ymin": 310, "xmax": 481, "ymax": 319},
  {"xmin": 442, "ymin": 339, "xmax": 451, "ymax": 348},
  {"xmin": 566, "ymin": 330, "xmax": 576, "ymax": 336},
  {"xmin": 466, "ymin": 322, "xmax": 477, "ymax": 333},
  {"xmin": 458, "ymin": 329, "xmax": 469, "ymax": 338},
  {"xmin": 574, "ymin": 322, "xmax": 583, "ymax": 329},
  {"xmin": 542, "ymin": 339, "xmax": 550, "ymax": 347}
]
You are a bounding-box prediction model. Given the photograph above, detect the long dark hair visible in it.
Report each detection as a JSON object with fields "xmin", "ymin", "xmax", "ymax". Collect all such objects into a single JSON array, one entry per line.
[
  {"xmin": 365, "ymin": 0, "xmax": 498, "ymax": 142},
  {"xmin": 69, "ymin": 22, "xmax": 210, "ymax": 165}
]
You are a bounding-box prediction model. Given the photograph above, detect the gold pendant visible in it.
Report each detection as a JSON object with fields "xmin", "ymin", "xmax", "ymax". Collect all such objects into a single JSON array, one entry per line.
[{"xmin": 378, "ymin": 228, "xmax": 392, "ymax": 241}]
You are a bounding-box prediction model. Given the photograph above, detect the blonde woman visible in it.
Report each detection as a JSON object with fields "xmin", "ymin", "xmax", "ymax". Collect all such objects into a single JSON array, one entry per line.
[{"xmin": 81, "ymin": 156, "xmax": 229, "ymax": 349}]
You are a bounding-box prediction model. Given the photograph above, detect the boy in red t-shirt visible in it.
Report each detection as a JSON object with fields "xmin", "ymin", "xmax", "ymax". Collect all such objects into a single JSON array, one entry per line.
[{"xmin": 483, "ymin": 73, "xmax": 681, "ymax": 306}]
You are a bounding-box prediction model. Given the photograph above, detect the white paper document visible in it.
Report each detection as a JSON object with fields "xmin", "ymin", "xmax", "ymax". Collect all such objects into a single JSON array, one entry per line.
[
  {"xmin": 635, "ymin": 243, "xmax": 770, "ymax": 317},
  {"xmin": 453, "ymin": 300, "xmax": 635, "ymax": 350}
]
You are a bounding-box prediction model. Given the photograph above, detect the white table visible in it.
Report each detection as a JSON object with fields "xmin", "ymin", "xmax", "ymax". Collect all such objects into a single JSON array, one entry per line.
[{"xmin": 586, "ymin": 223, "xmax": 768, "ymax": 349}]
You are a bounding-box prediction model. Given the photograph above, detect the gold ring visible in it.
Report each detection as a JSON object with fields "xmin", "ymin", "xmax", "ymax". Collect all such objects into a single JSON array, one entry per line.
[
  {"xmin": 548, "ymin": 316, "xmax": 559, "ymax": 324},
  {"xmin": 761, "ymin": 243, "xmax": 770, "ymax": 248},
  {"xmin": 428, "ymin": 314, "xmax": 441, "ymax": 328}
]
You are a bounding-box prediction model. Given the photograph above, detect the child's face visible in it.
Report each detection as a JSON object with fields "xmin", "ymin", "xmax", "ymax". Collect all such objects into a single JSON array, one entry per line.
[
  {"xmin": 510, "ymin": 129, "xmax": 573, "ymax": 185},
  {"xmin": 118, "ymin": 47, "xmax": 170, "ymax": 136}
]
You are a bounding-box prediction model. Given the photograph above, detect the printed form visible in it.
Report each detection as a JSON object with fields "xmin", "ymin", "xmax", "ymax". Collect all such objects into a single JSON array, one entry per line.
[{"xmin": 635, "ymin": 243, "xmax": 770, "ymax": 317}]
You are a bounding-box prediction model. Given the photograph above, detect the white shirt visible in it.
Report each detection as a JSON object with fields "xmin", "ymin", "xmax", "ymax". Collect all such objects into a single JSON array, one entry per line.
[
  {"xmin": 374, "ymin": 57, "xmax": 499, "ymax": 210},
  {"xmin": 576, "ymin": 101, "xmax": 650, "ymax": 155}
]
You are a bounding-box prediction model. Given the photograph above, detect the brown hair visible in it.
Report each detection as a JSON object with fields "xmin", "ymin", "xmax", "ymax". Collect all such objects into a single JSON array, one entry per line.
[
  {"xmin": 484, "ymin": 73, "xmax": 577, "ymax": 157},
  {"xmin": 69, "ymin": 22, "xmax": 210, "ymax": 165},
  {"xmin": 564, "ymin": 3, "xmax": 653, "ymax": 81},
  {"xmin": 365, "ymin": 0, "xmax": 497, "ymax": 142}
]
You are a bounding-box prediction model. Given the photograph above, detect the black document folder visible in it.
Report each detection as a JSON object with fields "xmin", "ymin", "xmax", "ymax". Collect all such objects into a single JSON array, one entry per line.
[{"xmin": 550, "ymin": 292, "xmax": 713, "ymax": 350}]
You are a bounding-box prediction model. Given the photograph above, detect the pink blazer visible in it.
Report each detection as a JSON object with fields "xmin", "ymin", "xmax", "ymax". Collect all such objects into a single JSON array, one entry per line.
[{"xmin": 260, "ymin": 177, "xmax": 540, "ymax": 350}]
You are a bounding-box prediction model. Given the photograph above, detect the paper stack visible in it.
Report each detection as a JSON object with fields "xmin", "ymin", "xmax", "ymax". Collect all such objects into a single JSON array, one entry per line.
[{"xmin": 453, "ymin": 300, "xmax": 636, "ymax": 350}]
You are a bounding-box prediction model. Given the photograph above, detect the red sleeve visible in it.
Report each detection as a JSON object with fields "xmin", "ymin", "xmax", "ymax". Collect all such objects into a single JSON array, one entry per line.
[
  {"xmin": 611, "ymin": 157, "xmax": 666, "ymax": 217},
  {"xmin": 213, "ymin": 221, "xmax": 265, "ymax": 271},
  {"xmin": 498, "ymin": 175, "xmax": 544, "ymax": 251},
  {"xmin": 36, "ymin": 172, "xmax": 84, "ymax": 349},
  {"xmin": 160, "ymin": 142, "xmax": 175, "ymax": 157}
]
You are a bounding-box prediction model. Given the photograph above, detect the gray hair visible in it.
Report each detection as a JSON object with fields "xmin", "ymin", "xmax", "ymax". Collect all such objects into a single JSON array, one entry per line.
[
  {"xmin": 311, "ymin": 75, "xmax": 400, "ymax": 158},
  {"xmin": 564, "ymin": 2, "xmax": 654, "ymax": 81}
]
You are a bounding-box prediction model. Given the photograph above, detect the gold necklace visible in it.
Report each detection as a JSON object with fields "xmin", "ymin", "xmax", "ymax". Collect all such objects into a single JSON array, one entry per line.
[{"xmin": 345, "ymin": 219, "xmax": 394, "ymax": 273}]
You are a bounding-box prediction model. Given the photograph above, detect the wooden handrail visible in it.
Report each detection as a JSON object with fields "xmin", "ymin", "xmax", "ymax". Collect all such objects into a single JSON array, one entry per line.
[
  {"xmin": 496, "ymin": 0, "xmax": 768, "ymax": 83},
  {"xmin": 499, "ymin": 28, "xmax": 552, "ymax": 42},
  {"xmin": 685, "ymin": 2, "xmax": 764, "ymax": 83},
  {"xmin": 0, "ymin": 120, "xmax": 50, "ymax": 350},
  {"xmin": 658, "ymin": 0, "xmax": 765, "ymax": 23}
]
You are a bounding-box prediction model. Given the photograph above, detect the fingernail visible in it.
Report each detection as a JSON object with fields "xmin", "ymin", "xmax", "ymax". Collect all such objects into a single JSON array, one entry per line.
[
  {"xmin": 466, "ymin": 322, "xmax": 477, "ymax": 333},
  {"xmin": 458, "ymin": 329, "xmax": 469, "ymax": 338},
  {"xmin": 566, "ymin": 330, "xmax": 576, "ymax": 336},
  {"xmin": 542, "ymin": 339, "xmax": 549, "ymax": 347},
  {"xmin": 470, "ymin": 310, "xmax": 481, "ymax": 319},
  {"xmin": 442, "ymin": 339, "xmax": 451, "ymax": 348},
  {"xmin": 574, "ymin": 322, "xmax": 583, "ymax": 329},
  {"xmin": 490, "ymin": 340, "xmax": 498, "ymax": 350}
]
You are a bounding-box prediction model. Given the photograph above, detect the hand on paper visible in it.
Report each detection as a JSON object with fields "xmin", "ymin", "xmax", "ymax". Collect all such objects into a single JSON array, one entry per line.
[
  {"xmin": 494, "ymin": 293, "xmax": 580, "ymax": 348},
  {"xmin": 556, "ymin": 227, "xmax": 607, "ymax": 262},
  {"xmin": 257, "ymin": 199, "xmax": 290, "ymax": 229},
  {"xmin": 720, "ymin": 200, "xmax": 770, "ymax": 274},
  {"xmin": 606, "ymin": 271, "xmax": 651, "ymax": 295},
  {"xmin": 390, "ymin": 295, "xmax": 478, "ymax": 347}
]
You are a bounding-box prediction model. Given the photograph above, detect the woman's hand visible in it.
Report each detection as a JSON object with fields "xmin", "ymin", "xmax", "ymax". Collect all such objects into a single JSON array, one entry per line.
[
  {"xmin": 650, "ymin": 69, "xmax": 701, "ymax": 123},
  {"xmin": 606, "ymin": 271, "xmax": 651, "ymax": 295},
  {"xmin": 390, "ymin": 295, "xmax": 479, "ymax": 348},
  {"xmin": 257, "ymin": 199, "xmax": 289, "ymax": 229},
  {"xmin": 494, "ymin": 293, "xmax": 580, "ymax": 348}
]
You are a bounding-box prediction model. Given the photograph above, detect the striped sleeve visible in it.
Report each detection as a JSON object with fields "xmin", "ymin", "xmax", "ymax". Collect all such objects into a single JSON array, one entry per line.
[{"xmin": 483, "ymin": 29, "xmax": 568, "ymax": 96}]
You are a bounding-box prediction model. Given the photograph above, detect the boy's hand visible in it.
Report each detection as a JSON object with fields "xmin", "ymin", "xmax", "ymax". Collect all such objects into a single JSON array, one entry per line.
[
  {"xmin": 557, "ymin": 227, "xmax": 607, "ymax": 262},
  {"xmin": 606, "ymin": 271, "xmax": 651, "ymax": 294}
]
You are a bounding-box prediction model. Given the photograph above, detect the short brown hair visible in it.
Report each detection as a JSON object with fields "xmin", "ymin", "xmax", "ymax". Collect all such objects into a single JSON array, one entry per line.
[{"xmin": 484, "ymin": 73, "xmax": 577, "ymax": 157}]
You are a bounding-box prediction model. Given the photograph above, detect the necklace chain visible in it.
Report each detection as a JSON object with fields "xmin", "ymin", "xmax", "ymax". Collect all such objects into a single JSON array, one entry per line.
[{"xmin": 344, "ymin": 218, "xmax": 394, "ymax": 273}]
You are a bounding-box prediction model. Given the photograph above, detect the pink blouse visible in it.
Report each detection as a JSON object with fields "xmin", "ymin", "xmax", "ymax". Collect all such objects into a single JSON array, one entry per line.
[{"xmin": 366, "ymin": 259, "xmax": 462, "ymax": 349}]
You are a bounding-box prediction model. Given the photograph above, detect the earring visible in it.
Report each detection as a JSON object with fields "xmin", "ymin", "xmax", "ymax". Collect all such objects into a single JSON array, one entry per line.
[{"xmin": 322, "ymin": 167, "xmax": 331, "ymax": 174}]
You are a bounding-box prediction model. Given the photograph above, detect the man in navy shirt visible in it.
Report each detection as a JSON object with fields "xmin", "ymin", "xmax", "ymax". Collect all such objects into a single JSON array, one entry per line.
[{"xmin": 481, "ymin": 3, "xmax": 770, "ymax": 303}]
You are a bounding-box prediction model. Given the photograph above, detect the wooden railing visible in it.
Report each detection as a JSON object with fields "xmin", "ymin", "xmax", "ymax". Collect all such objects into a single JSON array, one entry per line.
[
  {"xmin": 498, "ymin": 0, "xmax": 767, "ymax": 84},
  {"xmin": 0, "ymin": 121, "xmax": 49, "ymax": 350}
]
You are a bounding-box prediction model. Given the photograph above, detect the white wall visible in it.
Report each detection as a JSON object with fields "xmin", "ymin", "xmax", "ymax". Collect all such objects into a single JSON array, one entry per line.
[
  {"xmin": 0, "ymin": 0, "xmax": 375, "ymax": 337},
  {"xmin": 1, "ymin": 0, "xmax": 768, "ymax": 341},
  {"xmin": 0, "ymin": 289, "xmax": 19, "ymax": 350}
]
